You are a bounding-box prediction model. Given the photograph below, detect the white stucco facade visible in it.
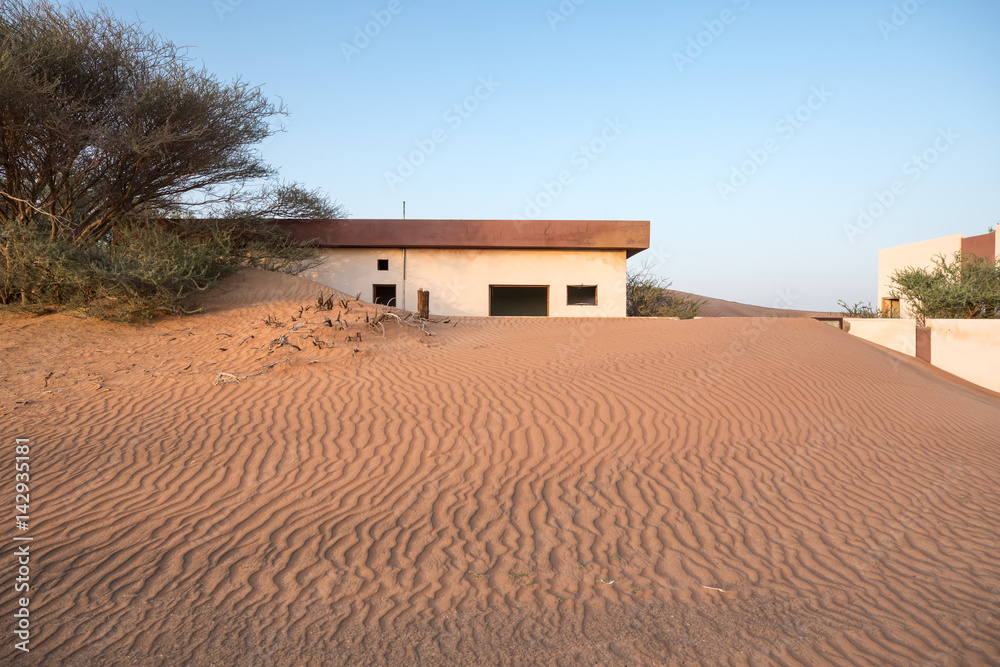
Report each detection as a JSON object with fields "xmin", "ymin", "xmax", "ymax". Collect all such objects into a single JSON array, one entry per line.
[
  {"xmin": 844, "ymin": 318, "xmax": 1000, "ymax": 394},
  {"xmin": 878, "ymin": 234, "xmax": 962, "ymax": 318},
  {"xmin": 844, "ymin": 318, "xmax": 918, "ymax": 357},
  {"xmin": 928, "ymin": 319, "xmax": 1000, "ymax": 394},
  {"xmin": 300, "ymin": 247, "xmax": 628, "ymax": 317}
]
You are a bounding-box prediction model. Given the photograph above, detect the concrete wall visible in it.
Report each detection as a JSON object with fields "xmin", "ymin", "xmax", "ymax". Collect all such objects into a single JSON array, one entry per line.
[
  {"xmin": 300, "ymin": 247, "xmax": 627, "ymax": 317},
  {"xmin": 962, "ymin": 231, "xmax": 997, "ymax": 262},
  {"xmin": 300, "ymin": 248, "xmax": 406, "ymax": 306},
  {"xmin": 878, "ymin": 234, "xmax": 962, "ymax": 318},
  {"xmin": 927, "ymin": 319, "xmax": 1000, "ymax": 393},
  {"xmin": 846, "ymin": 318, "xmax": 1000, "ymax": 394},
  {"xmin": 845, "ymin": 318, "xmax": 918, "ymax": 357}
]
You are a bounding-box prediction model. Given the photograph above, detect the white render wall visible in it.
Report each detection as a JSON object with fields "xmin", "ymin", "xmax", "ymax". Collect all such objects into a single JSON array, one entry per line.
[
  {"xmin": 878, "ymin": 234, "xmax": 962, "ymax": 318},
  {"xmin": 844, "ymin": 318, "xmax": 1000, "ymax": 394},
  {"xmin": 844, "ymin": 318, "xmax": 918, "ymax": 357},
  {"xmin": 928, "ymin": 319, "xmax": 1000, "ymax": 394},
  {"xmin": 300, "ymin": 247, "xmax": 628, "ymax": 317},
  {"xmin": 300, "ymin": 248, "xmax": 406, "ymax": 305}
]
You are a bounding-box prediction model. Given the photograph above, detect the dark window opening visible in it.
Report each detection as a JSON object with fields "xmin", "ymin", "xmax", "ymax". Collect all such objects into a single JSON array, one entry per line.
[
  {"xmin": 373, "ymin": 284, "xmax": 397, "ymax": 306},
  {"xmin": 567, "ymin": 285, "xmax": 597, "ymax": 306},
  {"xmin": 489, "ymin": 285, "xmax": 548, "ymax": 317},
  {"xmin": 377, "ymin": 259, "xmax": 389, "ymax": 271}
]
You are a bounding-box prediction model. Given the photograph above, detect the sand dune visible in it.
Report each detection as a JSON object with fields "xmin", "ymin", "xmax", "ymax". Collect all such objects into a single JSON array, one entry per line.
[
  {"xmin": 669, "ymin": 290, "xmax": 839, "ymax": 318},
  {"xmin": 1, "ymin": 269, "xmax": 998, "ymax": 666}
]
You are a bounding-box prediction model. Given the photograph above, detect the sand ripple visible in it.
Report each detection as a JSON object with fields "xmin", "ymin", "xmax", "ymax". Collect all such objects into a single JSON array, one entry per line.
[{"xmin": 1, "ymin": 272, "xmax": 998, "ymax": 665}]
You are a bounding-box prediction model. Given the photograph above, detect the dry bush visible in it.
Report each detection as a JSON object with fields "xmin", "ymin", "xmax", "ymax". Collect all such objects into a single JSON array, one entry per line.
[{"xmin": 626, "ymin": 261, "xmax": 702, "ymax": 319}]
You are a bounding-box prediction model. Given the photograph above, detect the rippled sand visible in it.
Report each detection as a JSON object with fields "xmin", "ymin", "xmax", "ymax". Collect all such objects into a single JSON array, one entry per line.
[{"xmin": 2, "ymin": 270, "xmax": 998, "ymax": 666}]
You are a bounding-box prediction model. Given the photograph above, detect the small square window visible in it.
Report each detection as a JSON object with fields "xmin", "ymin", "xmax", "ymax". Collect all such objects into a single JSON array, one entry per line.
[
  {"xmin": 567, "ymin": 285, "xmax": 597, "ymax": 306},
  {"xmin": 377, "ymin": 259, "xmax": 389, "ymax": 271}
]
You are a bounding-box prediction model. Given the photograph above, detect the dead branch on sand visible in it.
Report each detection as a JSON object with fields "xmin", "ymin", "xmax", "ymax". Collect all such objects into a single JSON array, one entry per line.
[
  {"xmin": 213, "ymin": 373, "xmax": 241, "ymax": 386},
  {"xmin": 363, "ymin": 304, "xmax": 437, "ymax": 338},
  {"xmin": 263, "ymin": 334, "xmax": 301, "ymax": 354},
  {"xmin": 340, "ymin": 293, "xmax": 361, "ymax": 310},
  {"xmin": 244, "ymin": 358, "xmax": 291, "ymax": 378},
  {"xmin": 317, "ymin": 293, "xmax": 335, "ymax": 311}
]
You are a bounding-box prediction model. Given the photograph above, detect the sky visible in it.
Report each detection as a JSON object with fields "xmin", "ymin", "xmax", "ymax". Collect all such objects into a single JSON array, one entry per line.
[{"xmin": 75, "ymin": 0, "xmax": 1000, "ymax": 311}]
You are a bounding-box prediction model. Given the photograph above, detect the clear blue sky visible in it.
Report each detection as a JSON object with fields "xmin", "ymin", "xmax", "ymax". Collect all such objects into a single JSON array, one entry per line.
[{"xmin": 77, "ymin": 0, "xmax": 1000, "ymax": 310}]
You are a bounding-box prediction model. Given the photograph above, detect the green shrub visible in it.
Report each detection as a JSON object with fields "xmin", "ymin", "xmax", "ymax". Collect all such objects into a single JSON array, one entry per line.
[
  {"xmin": 1, "ymin": 220, "xmax": 318, "ymax": 321},
  {"xmin": 890, "ymin": 252, "xmax": 1000, "ymax": 320},
  {"xmin": 837, "ymin": 300, "xmax": 891, "ymax": 318},
  {"xmin": 626, "ymin": 262, "xmax": 702, "ymax": 319}
]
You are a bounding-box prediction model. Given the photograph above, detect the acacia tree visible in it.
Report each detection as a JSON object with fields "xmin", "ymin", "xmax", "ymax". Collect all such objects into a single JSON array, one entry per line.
[
  {"xmin": 213, "ymin": 181, "xmax": 347, "ymax": 220},
  {"xmin": 0, "ymin": 1, "xmax": 345, "ymax": 317},
  {"xmin": 0, "ymin": 0, "xmax": 285, "ymax": 244},
  {"xmin": 626, "ymin": 260, "xmax": 702, "ymax": 319},
  {"xmin": 890, "ymin": 252, "xmax": 1000, "ymax": 320}
]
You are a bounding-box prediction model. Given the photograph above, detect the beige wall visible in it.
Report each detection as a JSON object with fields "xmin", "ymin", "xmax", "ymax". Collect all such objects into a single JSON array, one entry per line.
[
  {"xmin": 301, "ymin": 247, "xmax": 627, "ymax": 317},
  {"xmin": 878, "ymin": 234, "xmax": 962, "ymax": 318},
  {"xmin": 845, "ymin": 318, "xmax": 918, "ymax": 357},
  {"xmin": 300, "ymin": 248, "xmax": 406, "ymax": 306},
  {"xmin": 927, "ymin": 320, "xmax": 1000, "ymax": 393},
  {"xmin": 845, "ymin": 318, "xmax": 1000, "ymax": 394}
]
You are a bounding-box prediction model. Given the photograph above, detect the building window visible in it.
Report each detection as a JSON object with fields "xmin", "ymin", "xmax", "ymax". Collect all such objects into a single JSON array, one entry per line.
[
  {"xmin": 567, "ymin": 285, "xmax": 597, "ymax": 306},
  {"xmin": 881, "ymin": 298, "xmax": 900, "ymax": 318},
  {"xmin": 377, "ymin": 259, "xmax": 389, "ymax": 271},
  {"xmin": 373, "ymin": 284, "xmax": 397, "ymax": 306}
]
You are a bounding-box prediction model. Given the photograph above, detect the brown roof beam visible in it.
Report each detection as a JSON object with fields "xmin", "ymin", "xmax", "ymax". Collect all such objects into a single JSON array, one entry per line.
[{"xmin": 275, "ymin": 219, "xmax": 650, "ymax": 258}]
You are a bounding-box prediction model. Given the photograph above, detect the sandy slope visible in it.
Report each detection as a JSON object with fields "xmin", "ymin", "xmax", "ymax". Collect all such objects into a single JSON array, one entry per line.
[
  {"xmin": 668, "ymin": 290, "xmax": 839, "ymax": 319},
  {"xmin": 1, "ymin": 270, "xmax": 998, "ymax": 666}
]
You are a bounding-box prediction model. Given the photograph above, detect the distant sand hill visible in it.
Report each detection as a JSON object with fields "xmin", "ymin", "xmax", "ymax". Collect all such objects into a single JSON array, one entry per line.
[
  {"xmin": 1, "ymin": 270, "xmax": 997, "ymax": 666},
  {"xmin": 669, "ymin": 290, "xmax": 839, "ymax": 319}
]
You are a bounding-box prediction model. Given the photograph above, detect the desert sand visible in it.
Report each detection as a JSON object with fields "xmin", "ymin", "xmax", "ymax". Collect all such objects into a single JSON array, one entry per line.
[
  {"xmin": 668, "ymin": 290, "xmax": 838, "ymax": 319},
  {"xmin": 1, "ymin": 269, "xmax": 998, "ymax": 666}
]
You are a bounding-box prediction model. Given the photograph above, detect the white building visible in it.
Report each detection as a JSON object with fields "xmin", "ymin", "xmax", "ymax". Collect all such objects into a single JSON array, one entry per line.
[
  {"xmin": 878, "ymin": 229, "xmax": 996, "ymax": 318},
  {"xmin": 279, "ymin": 219, "xmax": 649, "ymax": 317}
]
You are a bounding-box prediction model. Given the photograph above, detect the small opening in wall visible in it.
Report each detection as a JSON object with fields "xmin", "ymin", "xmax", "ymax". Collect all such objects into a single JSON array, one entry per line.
[
  {"xmin": 567, "ymin": 285, "xmax": 597, "ymax": 306},
  {"xmin": 373, "ymin": 284, "xmax": 396, "ymax": 306},
  {"xmin": 489, "ymin": 286, "xmax": 548, "ymax": 316},
  {"xmin": 377, "ymin": 259, "xmax": 389, "ymax": 271},
  {"xmin": 881, "ymin": 298, "xmax": 900, "ymax": 318}
]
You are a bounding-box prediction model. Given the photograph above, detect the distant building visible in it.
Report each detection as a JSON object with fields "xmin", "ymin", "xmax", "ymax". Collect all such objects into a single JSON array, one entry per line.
[
  {"xmin": 278, "ymin": 219, "xmax": 650, "ymax": 317},
  {"xmin": 878, "ymin": 229, "xmax": 996, "ymax": 318}
]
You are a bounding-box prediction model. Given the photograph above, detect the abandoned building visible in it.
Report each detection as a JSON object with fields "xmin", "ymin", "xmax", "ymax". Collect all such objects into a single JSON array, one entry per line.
[{"xmin": 278, "ymin": 219, "xmax": 650, "ymax": 317}]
